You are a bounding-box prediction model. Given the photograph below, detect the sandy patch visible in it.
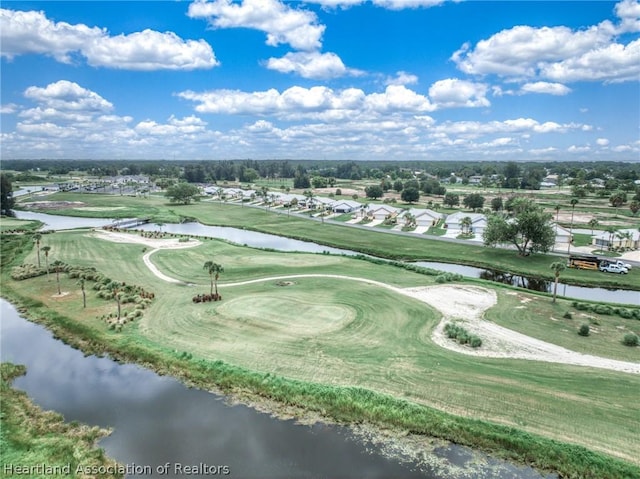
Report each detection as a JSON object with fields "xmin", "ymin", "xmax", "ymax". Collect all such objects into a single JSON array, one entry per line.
[
  {"xmin": 23, "ymin": 200, "xmax": 86, "ymax": 209},
  {"xmin": 401, "ymin": 284, "xmax": 639, "ymax": 374},
  {"xmin": 91, "ymin": 229, "xmax": 201, "ymax": 250},
  {"xmin": 52, "ymin": 291, "xmax": 70, "ymax": 298}
]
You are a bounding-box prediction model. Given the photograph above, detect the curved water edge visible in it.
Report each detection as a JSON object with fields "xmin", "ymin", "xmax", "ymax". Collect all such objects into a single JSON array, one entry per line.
[
  {"xmin": 0, "ymin": 299, "xmax": 557, "ymax": 479},
  {"xmin": 14, "ymin": 210, "xmax": 639, "ymax": 305}
]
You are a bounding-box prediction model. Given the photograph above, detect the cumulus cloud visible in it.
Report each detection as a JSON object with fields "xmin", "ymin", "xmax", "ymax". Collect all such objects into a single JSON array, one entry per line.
[
  {"xmin": 451, "ymin": 0, "xmax": 639, "ymax": 83},
  {"xmin": 265, "ymin": 51, "xmax": 361, "ymax": 79},
  {"xmin": 428, "ymin": 78, "xmax": 490, "ymax": 108},
  {"xmin": 0, "ymin": 8, "xmax": 218, "ymax": 70},
  {"xmin": 596, "ymin": 138, "xmax": 610, "ymax": 146},
  {"xmin": 519, "ymin": 82, "xmax": 572, "ymax": 95},
  {"xmin": 24, "ymin": 80, "xmax": 113, "ymax": 112},
  {"xmin": 385, "ymin": 71, "xmax": 419, "ymax": 86},
  {"xmin": 188, "ymin": 0, "xmax": 324, "ymax": 51},
  {"xmin": 178, "ymin": 84, "xmax": 434, "ymax": 119}
]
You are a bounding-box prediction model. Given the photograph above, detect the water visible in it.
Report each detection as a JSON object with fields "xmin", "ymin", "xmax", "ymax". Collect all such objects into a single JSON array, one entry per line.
[
  {"xmin": 0, "ymin": 300, "xmax": 556, "ymax": 479},
  {"xmin": 13, "ymin": 211, "xmax": 638, "ymax": 305}
]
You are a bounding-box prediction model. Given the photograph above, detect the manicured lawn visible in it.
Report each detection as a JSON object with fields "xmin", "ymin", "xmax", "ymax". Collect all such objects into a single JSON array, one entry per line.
[{"xmin": 7, "ymin": 228, "xmax": 640, "ymax": 468}]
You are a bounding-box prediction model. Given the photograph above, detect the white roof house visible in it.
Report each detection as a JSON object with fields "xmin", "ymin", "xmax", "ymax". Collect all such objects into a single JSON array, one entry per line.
[
  {"xmin": 401, "ymin": 208, "xmax": 444, "ymax": 227},
  {"xmin": 444, "ymin": 212, "xmax": 487, "ymax": 234},
  {"xmin": 592, "ymin": 228, "xmax": 640, "ymax": 249},
  {"xmin": 365, "ymin": 205, "xmax": 403, "ymax": 220},
  {"xmin": 331, "ymin": 200, "xmax": 362, "ymax": 213}
]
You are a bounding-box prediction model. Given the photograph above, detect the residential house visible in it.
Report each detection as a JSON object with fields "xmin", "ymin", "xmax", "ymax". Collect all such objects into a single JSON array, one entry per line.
[
  {"xmin": 401, "ymin": 208, "xmax": 443, "ymax": 227},
  {"xmin": 592, "ymin": 228, "xmax": 640, "ymax": 250},
  {"xmin": 444, "ymin": 212, "xmax": 487, "ymax": 235},
  {"xmin": 331, "ymin": 200, "xmax": 362, "ymax": 214},
  {"xmin": 365, "ymin": 205, "xmax": 402, "ymax": 221}
]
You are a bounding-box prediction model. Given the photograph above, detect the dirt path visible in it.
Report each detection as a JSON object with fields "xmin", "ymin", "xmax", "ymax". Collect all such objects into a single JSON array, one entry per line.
[{"xmin": 95, "ymin": 229, "xmax": 639, "ymax": 375}]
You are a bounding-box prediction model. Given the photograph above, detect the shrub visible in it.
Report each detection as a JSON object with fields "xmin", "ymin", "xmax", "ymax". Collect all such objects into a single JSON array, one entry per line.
[
  {"xmin": 622, "ymin": 333, "xmax": 639, "ymax": 347},
  {"xmin": 578, "ymin": 324, "xmax": 590, "ymax": 337},
  {"xmin": 563, "ymin": 312, "xmax": 573, "ymax": 319},
  {"xmin": 469, "ymin": 337, "xmax": 482, "ymax": 348}
]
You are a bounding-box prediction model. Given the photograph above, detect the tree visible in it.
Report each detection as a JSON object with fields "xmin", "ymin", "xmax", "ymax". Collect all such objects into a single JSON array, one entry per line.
[
  {"xmin": 463, "ymin": 193, "xmax": 485, "ymax": 211},
  {"xmin": 155, "ymin": 222, "xmax": 165, "ymax": 233},
  {"xmin": 588, "ymin": 218, "xmax": 599, "ymax": 236},
  {"xmin": 604, "ymin": 226, "xmax": 617, "ymax": 250},
  {"xmin": 550, "ymin": 261, "xmax": 566, "ymax": 303},
  {"xmin": 77, "ymin": 278, "xmax": 86, "ymax": 308},
  {"xmin": 460, "ymin": 216, "xmax": 472, "ymax": 235},
  {"xmin": 490, "ymin": 197, "xmax": 503, "ymax": 212},
  {"xmin": 32, "ymin": 233, "xmax": 42, "ymax": 268},
  {"xmin": 393, "ymin": 180, "xmax": 404, "ymax": 193},
  {"xmin": 401, "ymin": 187, "xmax": 420, "ymax": 204},
  {"xmin": 165, "ymin": 183, "xmax": 200, "ymax": 204},
  {"xmin": 51, "ymin": 260, "xmax": 64, "ymax": 295},
  {"xmin": 0, "ymin": 173, "xmax": 15, "ymax": 216},
  {"xmin": 108, "ymin": 282, "xmax": 124, "ymax": 320},
  {"xmin": 568, "ymin": 198, "xmax": 579, "ymax": 255},
  {"xmin": 443, "ymin": 193, "xmax": 459, "ymax": 207},
  {"xmin": 630, "ymin": 201, "xmax": 640, "ymax": 216},
  {"xmin": 483, "ymin": 200, "xmax": 555, "ymax": 256},
  {"xmin": 365, "ymin": 185, "xmax": 384, "ymax": 199},
  {"xmin": 203, "ymin": 261, "xmax": 224, "ymax": 296},
  {"xmin": 41, "ymin": 245, "xmax": 51, "ymax": 281}
]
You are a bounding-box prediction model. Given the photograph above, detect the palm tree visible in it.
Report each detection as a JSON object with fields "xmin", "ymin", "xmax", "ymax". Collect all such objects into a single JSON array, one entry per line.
[
  {"xmin": 588, "ymin": 218, "xmax": 599, "ymax": 236},
  {"xmin": 568, "ymin": 198, "xmax": 579, "ymax": 255},
  {"xmin": 155, "ymin": 222, "xmax": 165, "ymax": 233},
  {"xmin": 203, "ymin": 261, "xmax": 224, "ymax": 296},
  {"xmin": 461, "ymin": 216, "xmax": 472, "ymax": 235},
  {"xmin": 41, "ymin": 245, "xmax": 51, "ymax": 280},
  {"xmin": 77, "ymin": 278, "xmax": 86, "ymax": 308},
  {"xmin": 550, "ymin": 261, "xmax": 566, "ymax": 303},
  {"xmin": 51, "ymin": 260, "xmax": 64, "ymax": 295},
  {"xmin": 32, "ymin": 233, "xmax": 42, "ymax": 267},
  {"xmin": 108, "ymin": 282, "xmax": 124, "ymax": 320},
  {"xmin": 604, "ymin": 226, "xmax": 617, "ymax": 251}
]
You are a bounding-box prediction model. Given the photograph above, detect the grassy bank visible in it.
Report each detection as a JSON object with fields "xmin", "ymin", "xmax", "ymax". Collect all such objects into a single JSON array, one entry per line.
[
  {"xmin": 1, "ymin": 230, "xmax": 639, "ymax": 478},
  {"xmin": 0, "ymin": 363, "xmax": 122, "ymax": 479},
  {"xmin": 16, "ymin": 192, "xmax": 640, "ymax": 290}
]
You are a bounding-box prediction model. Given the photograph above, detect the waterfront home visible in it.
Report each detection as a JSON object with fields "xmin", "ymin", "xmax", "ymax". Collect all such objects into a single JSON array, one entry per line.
[
  {"xmin": 401, "ymin": 208, "xmax": 443, "ymax": 227},
  {"xmin": 444, "ymin": 212, "xmax": 487, "ymax": 235}
]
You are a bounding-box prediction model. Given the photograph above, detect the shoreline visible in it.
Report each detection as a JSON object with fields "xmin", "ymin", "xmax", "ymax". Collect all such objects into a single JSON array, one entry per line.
[{"xmin": 1, "ymin": 289, "xmax": 638, "ymax": 479}]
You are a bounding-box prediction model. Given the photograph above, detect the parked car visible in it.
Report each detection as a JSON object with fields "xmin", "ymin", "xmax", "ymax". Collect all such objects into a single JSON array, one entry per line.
[
  {"xmin": 599, "ymin": 264, "xmax": 629, "ymax": 274},
  {"xmin": 610, "ymin": 260, "xmax": 632, "ymax": 270}
]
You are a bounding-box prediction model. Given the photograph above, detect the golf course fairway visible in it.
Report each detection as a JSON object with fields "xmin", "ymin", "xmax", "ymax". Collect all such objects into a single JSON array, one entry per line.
[{"xmin": 3, "ymin": 227, "xmax": 640, "ymax": 479}]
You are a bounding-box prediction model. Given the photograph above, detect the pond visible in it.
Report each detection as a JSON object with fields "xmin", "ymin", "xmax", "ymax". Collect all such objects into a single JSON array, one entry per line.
[
  {"xmin": 13, "ymin": 210, "xmax": 639, "ymax": 305},
  {"xmin": 0, "ymin": 300, "xmax": 556, "ymax": 479}
]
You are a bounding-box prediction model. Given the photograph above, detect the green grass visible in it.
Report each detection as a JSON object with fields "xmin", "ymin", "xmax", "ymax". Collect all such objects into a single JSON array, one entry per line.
[
  {"xmin": 5, "ymin": 229, "xmax": 639, "ymax": 471},
  {"xmin": 0, "ymin": 217, "xmax": 42, "ymax": 233},
  {"xmin": 20, "ymin": 192, "xmax": 640, "ymax": 291},
  {"xmin": 572, "ymin": 233, "xmax": 593, "ymax": 248},
  {"xmin": 0, "ymin": 363, "xmax": 122, "ymax": 479}
]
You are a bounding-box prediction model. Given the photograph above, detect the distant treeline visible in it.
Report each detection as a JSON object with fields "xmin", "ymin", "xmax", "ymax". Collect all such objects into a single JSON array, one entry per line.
[{"xmin": 2, "ymin": 159, "xmax": 638, "ymax": 188}]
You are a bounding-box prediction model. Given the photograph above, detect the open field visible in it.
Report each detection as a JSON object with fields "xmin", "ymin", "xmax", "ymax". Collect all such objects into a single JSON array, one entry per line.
[
  {"xmin": 5, "ymin": 228, "xmax": 638, "ymax": 472},
  {"xmin": 15, "ymin": 192, "xmax": 640, "ymax": 290}
]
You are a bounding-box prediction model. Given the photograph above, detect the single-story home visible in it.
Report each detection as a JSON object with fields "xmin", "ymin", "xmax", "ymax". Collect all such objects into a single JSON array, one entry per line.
[
  {"xmin": 401, "ymin": 208, "xmax": 443, "ymax": 227},
  {"xmin": 365, "ymin": 205, "xmax": 402, "ymax": 221},
  {"xmin": 444, "ymin": 212, "xmax": 487, "ymax": 235},
  {"xmin": 332, "ymin": 200, "xmax": 362, "ymax": 214},
  {"xmin": 592, "ymin": 228, "xmax": 640, "ymax": 250}
]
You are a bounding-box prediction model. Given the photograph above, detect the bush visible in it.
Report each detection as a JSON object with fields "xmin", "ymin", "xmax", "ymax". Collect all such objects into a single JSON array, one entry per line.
[
  {"xmin": 563, "ymin": 312, "xmax": 573, "ymax": 319},
  {"xmin": 578, "ymin": 324, "xmax": 590, "ymax": 337},
  {"xmin": 622, "ymin": 333, "xmax": 639, "ymax": 347}
]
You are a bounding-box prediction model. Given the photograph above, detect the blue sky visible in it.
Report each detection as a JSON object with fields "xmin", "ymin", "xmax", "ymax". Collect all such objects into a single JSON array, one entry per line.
[{"xmin": 1, "ymin": 0, "xmax": 639, "ymax": 162}]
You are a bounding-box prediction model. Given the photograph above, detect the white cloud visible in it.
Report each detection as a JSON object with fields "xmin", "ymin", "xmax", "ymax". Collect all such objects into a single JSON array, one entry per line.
[
  {"xmin": 428, "ymin": 78, "xmax": 490, "ymax": 108},
  {"xmin": 596, "ymin": 138, "xmax": 610, "ymax": 146},
  {"xmin": 24, "ymin": 80, "xmax": 113, "ymax": 112},
  {"xmin": 519, "ymin": 82, "xmax": 572, "ymax": 95},
  {"xmin": 451, "ymin": 0, "xmax": 638, "ymax": 83},
  {"xmin": 265, "ymin": 51, "xmax": 361, "ymax": 79},
  {"xmin": 431, "ymin": 117, "xmax": 587, "ymax": 139},
  {"xmin": 178, "ymin": 84, "xmax": 434, "ymax": 119},
  {"xmin": 82, "ymin": 29, "xmax": 218, "ymax": 70},
  {"xmin": 0, "ymin": 103, "xmax": 18, "ymax": 114},
  {"xmin": 188, "ymin": 0, "xmax": 324, "ymax": 51},
  {"xmin": 0, "ymin": 8, "xmax": 218, "ymax": 70},
  {"xmin": 385, "ymin": 71, "xmax": 419, "ymax": 86}
]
